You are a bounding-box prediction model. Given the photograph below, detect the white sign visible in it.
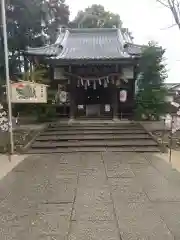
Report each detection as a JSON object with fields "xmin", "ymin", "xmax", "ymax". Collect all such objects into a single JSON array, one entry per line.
[
  {"xmin": 11, "ymin": 82, "xmax": 47, "ymax": 103},
  {"xmin": 105, "ymin": 104, "xmax": 110, "ymax": 112},
  {"xmin": 78, "ymin": 105, "xmax": 84, "ymax": 110}
]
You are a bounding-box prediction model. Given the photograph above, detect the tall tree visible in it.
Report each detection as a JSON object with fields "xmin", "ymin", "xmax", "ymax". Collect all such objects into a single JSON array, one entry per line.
[
  {"xmin": 157, "ymin": 0, "xmax": 180, "ymax": 30},
  {"xmin": 42, "ymin": 0, "xmax": 70, "ymax": 43},
  {"xmin": 135, "ymin": 42, "xmax": 168, "ymax": 120},
  {"xmin": 0, "ymin": 0, "xmax": 70, "ymax": 80},
  {"xmin": 70, "ymin": 4, "xmax": 133, "ymax": 40}
]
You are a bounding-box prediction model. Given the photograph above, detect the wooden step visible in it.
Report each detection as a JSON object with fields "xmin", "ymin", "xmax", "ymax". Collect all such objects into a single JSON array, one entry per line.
[
  {"xmin": 31, "ymin": 140, "xmax": 158, "ymax": 148},
  {"xmin": 36, "ymin": 133, "xmax": 151, "ymax": 141}
]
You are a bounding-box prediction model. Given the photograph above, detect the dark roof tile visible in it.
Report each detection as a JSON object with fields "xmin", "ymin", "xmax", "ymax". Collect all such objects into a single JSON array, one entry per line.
[{"xmin": 25, "ymin": 28, "xmax": 144, "ymax": 60}]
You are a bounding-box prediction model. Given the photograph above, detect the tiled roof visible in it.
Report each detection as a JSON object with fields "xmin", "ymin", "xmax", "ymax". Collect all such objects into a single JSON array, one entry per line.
[
  {"xmin": 25, "ymin": 28, "xmax": 144, "ymax": 60},
  {"xmin": 26, "ymin": 44, "xmax": 62, "ymax": 56},
  {"xmin": 55, "ymin": 28, "xmax": 130, "ymax": 60},
  {"xmin": 124, "ymin": 43, "xmax": 145, "ymax": 55}
]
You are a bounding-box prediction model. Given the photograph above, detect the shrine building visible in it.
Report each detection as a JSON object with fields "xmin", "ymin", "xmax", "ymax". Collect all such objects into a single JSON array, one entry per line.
[{"xmin": 25, "ymin": 28, "xmax": 143, "ymax": 119}]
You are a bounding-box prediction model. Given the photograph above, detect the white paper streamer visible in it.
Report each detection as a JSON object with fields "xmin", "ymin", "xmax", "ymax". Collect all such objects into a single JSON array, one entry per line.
[{"xmin": 93, "ymin": 81, "xmax": 96, "ymax": 90}]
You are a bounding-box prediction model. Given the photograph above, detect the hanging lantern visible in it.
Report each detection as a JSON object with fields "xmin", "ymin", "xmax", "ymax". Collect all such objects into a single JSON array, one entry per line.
[{"xmin": 120, "ymin": 90, "xmax": 127, "ymax": 102}]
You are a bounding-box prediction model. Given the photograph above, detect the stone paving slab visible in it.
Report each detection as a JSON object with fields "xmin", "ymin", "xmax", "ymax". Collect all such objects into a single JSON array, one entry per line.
[
  {"xmin": 72, "ymin": 202, "xmax": 115, "ymax": 221},
  {"xmin": 75, "ymin": 186, "xmax": 112, "ymax": 204},
  {"xmin": 69, "ymin": 221, "xmax": 120, "ymax": 240},
  {"xmin": 115, "ymin": 201, "xmax": 173, "ymax": 240},
  {"xmin": 153, "ymin": 202, "xmax": 180, "ymax": 239},
  {"xmin": 105, "ymin": 163, "xmax": 135, "ymax": 178},
  {"xmin": 0, "ymin": 152, "xmax": 180, "ymax": 239},
  {"xmin": 131, "ymin": 164, "xmax": 180, "ymax": 201},
  {"xmin": 109, "ymin": 178, "xmax": 149, "ymax": 203}
]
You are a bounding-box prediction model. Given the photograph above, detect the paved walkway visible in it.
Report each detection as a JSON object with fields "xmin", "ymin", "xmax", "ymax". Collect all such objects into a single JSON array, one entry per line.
[{"xmin": 1, "ymin": 152, "xmax": 180, "ymax": 239}]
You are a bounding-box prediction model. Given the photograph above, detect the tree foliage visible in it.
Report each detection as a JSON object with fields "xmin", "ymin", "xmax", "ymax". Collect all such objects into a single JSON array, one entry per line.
[
  {"xmin": 70, "ymin": 4, "xmax": 133, "ymax": 40},
  {"xmin": 157, "ymin": 0, "xmax": 180, "ymax": 30},
  {"xmin": 135, "ymin": 42, "xmax": 168, "ymax": 120},
  {"xmin": 0, "ymin": 0, "xmax": 69, "ymax": 80}
]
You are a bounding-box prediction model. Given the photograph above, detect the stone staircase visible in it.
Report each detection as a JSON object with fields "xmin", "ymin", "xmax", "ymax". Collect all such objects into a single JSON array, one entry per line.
[{"xmin": 27, "ymin": 121, "xmax": 161, "ymax": 154}]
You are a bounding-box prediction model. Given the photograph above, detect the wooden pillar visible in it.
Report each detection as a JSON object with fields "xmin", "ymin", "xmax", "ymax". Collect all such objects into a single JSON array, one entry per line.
[
  {"xmin": 69, "ymin": 77, "xmax": 76, "ymax": 119},
  {"xmin": 112, "ymin": 63, "xmax": 119, "ymax": 120},
  {"xmin": 112, "ymin": 84, "xmax": 118, "ymax": 120}
]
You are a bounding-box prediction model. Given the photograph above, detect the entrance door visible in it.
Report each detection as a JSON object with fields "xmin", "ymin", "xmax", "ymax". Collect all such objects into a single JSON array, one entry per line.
[{"xmin": 85, "ymin": 87, "xmax": 101, "ymax": 117}]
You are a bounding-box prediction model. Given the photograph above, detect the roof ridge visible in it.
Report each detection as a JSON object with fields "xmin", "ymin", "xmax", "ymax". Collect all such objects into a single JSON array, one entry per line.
[{"xmin": 68, "ymin": 28, "xmax": 118, "ymax": 33}]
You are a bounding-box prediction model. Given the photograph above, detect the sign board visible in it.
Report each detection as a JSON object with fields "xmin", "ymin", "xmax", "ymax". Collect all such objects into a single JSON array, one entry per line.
[
  {"xmin": 78, "ymin": 105, "xmax": 84, "ymax": 110},
  {"xmin": 105, "ymin": 104, "xmax": 110, "ymax": 112},
  {"xmin": 11, "ymin": 82, "xmax": 47, "ymax": 103}
]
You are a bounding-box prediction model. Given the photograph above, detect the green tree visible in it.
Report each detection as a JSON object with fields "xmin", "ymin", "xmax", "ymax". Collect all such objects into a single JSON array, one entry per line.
[
  {"xmin": 0, "ymin": 0, "xmax": 70, "ymax": 80},
  {"xmin": 70, "ymin": 4, "xmax": 133, "ymax": 40},
  {"xmin": 135, "ymin": 42, "xmax": 168, "ymax": 120},
  {"xmin": 42, "ymin": 0, "xmax": 70, "ymax": 43}
]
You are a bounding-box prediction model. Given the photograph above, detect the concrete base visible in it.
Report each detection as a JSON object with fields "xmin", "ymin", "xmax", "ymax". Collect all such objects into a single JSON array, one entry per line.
[{"xmin": 0, "ymin": 154, "xmax": 27, "ymax": 181}]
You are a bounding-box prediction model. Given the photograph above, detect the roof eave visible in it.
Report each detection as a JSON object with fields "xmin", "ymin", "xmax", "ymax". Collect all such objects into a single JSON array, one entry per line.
[{"xmin": 47, "ymin": 57, "xmax": 139, "ymax": 65}]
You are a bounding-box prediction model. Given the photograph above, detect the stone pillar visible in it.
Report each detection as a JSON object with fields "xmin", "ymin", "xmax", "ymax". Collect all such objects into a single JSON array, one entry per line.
[{"xmin": 69, "ymin": 77, "xmax": 76, "ymax": 120}]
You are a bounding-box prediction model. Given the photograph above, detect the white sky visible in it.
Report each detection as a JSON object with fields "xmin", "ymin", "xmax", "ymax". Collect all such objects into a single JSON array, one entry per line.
[{"xmin": 66, "ymin": 0, "xmax": 180, "ymax": 83}]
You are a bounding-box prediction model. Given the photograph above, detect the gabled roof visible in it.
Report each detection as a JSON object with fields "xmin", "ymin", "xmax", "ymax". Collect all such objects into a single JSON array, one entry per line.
[{"xmin": 25, "ymin": 28, "xmax": 143, "ymax": 61}]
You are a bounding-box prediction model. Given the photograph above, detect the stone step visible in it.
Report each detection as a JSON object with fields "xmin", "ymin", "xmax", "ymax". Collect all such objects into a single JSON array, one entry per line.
[
  {"xmin": 41, "ymin": 129, "xmax": 146, "ymax": 136},
  {"xmin": 27, "ymin": 146, "xmax": 160, "ymax": 154},
  {"xmin": 49, "ymin": 122, "xmax": 134, "ymax": 127},
  {"xmin": 36, "ymin": 133, "xmax": 151, "ymax": 141},
  {"xmin": 45, "ymin": 126, "xmax": 142, "ymax": 131},
  {"xmin": 31, "ymin": 139, "xmax": 158, "ymax": 148}
]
